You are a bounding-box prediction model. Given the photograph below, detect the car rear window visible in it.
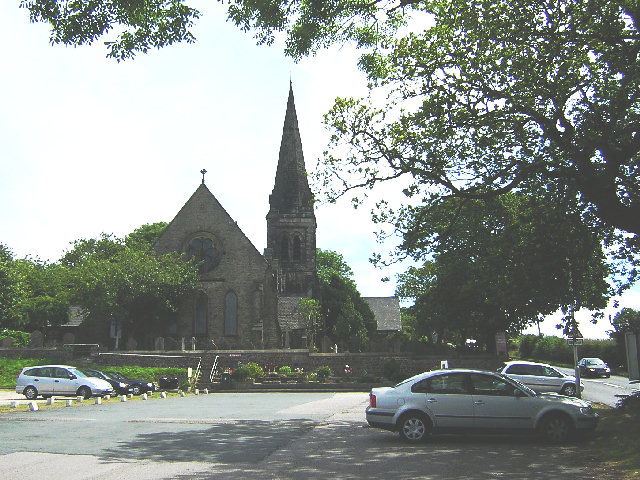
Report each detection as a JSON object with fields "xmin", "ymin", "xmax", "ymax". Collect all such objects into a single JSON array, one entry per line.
[{"xmin": 506, "ymin": 364, "xmax": 540, "ymax": 375}]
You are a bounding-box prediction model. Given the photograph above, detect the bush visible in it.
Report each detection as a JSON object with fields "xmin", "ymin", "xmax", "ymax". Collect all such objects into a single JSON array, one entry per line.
[
  {"xmin": 314, "ymin": 366, "xmax": 332, "ymax": 382},
  {"xmin": 358, "ymin": 370, "xmax": 379, "ymax": 383},
  {"xmin": 0, "ymin": 329, "xmax": 30, "ymax": 348},
  {"xmin": 232, "ymin": 362, "xmax": 264, "ymax": 381},
  {"xmin": 278, "ymin": 365, "xmax": 292, "ymax": 375},
  {"xmin": 383, "ymin": 358, "xmax": 404, "ymax": 383}
]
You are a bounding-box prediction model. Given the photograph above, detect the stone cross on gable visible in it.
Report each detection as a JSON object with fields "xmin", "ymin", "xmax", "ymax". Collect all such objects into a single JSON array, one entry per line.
[{"xmin": 200, "ymin": 169, "xmax": 207, "ymax": 184}]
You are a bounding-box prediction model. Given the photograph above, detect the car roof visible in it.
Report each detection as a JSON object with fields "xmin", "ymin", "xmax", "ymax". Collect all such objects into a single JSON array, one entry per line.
[
  {"xmin": 503, "ymin": 360, "xmax": 551, "ymax": 367},
  {"xmin": 24, "ymin": 365, "xmax": 75, "ymax": 369}
]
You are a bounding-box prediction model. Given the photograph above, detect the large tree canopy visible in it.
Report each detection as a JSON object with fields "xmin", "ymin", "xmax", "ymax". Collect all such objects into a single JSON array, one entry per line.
[
  {"xmin": 396, "ymin": 193, "xmax": 611, "ymax": 348},
  {"xmin": 20, "ymin": 0, "xmax": 201, "ymax": 61}
]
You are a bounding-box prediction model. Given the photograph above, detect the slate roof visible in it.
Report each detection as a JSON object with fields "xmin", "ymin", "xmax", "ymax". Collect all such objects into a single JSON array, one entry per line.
[
  {"xmin": 364, "ymin": 297, "xmax": 402, "ymax": 332},
  {"xmin": 277, "ymin": 295, "xmax": 402, "ymax": 333}
]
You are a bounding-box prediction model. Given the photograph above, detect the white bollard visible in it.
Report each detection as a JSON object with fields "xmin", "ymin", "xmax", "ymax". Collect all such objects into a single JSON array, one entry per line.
[
  {"xmin": 121, "ymin": 395, "xmax": 127, "ymax": 402},
  {"xmin": 179, "ymin": 391, "xmax": 185, "ymax": 397},
  {"xmin": 29, "ymin": 402, "xmax": 38, "ymax": 411},
  {"xmin": 194, "ymin": 389, "xmax": 199, "ymax": 396},
  {"xmin": 203, "ymin": 388, "xmax": 208, "ymax": 395},
  {"xmin": 160, "ymin": 392, "xmax": 167, "ymax": 399},
  {"xmin": 142, "ymin": 393, "xmax": 148, "ymax": 400},
  {"xmin": 76, "ymin": 396, "xmax": 84, "ymax": 403},
  {"xmin": 94, "ymin": 397, "xmax": 101, "ymax": 405},
  {"xmin": 66, "ymin": 399, "xmax": 72, "ymax": 407},
  {"xmin": 47, "ymin": 397, "xmax": 55, "ymax": 405},
  {"xmin": 10, "ymin": 401, "xmax": 18, "ymax": 409}
]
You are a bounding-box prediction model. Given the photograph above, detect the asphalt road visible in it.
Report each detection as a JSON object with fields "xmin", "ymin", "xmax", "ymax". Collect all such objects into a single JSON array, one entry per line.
[
  {"xmin": 555, "ymin": 369, "xmax": 640, "ymax": 406},
  {"xmin": 0, "ymin": 391, "xmax": 621, "ymax": 479}
]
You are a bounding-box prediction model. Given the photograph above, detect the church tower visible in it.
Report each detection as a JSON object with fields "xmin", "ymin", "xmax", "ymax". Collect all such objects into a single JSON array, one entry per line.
[{"xmin": 266, "ymin": 83, "xmax": 317, "ymax": 297}]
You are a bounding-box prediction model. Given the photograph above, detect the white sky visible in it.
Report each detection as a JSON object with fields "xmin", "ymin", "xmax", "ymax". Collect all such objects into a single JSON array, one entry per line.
[{"xmin": 1, "ymin": 2, "xmax": 638, "ymax": 340}]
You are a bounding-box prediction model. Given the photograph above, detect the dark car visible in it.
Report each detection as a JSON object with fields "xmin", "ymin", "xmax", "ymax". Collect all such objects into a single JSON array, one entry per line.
[
  {"xmin": 105, "ymin": 371, "xmax": 157, "ymax": 395},
  {"xmin": 578, "ymin": 358, "xmax": 611, "ymax": 378},
  {"xmin": 80, "ymin": 369, "xmax": 134, "ymax": 396}
]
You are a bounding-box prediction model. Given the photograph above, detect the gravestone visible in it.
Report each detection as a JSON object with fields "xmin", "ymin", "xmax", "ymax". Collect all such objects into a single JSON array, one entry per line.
[
  {"xmin": 0, "ymin": 337, "xmax": 13, "ymax": 348},
  {"xmin": 29, "ymin": 331, "xmax": 43, "ymax": 348}
]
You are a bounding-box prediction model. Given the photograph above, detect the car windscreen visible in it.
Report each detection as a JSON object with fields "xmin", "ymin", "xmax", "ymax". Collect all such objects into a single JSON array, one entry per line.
[
  {"xmin": 69, "ymin": 368, "xmax": 87, "ymax": 378},
  {"xmin": 499, "ymin": 373, "xmax": 537, "ymax": 396}
]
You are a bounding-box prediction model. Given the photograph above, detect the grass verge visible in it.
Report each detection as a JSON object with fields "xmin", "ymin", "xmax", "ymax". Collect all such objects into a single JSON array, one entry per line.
[{"xmin": 585, "ymin": 405, "xmax": 640, "ymax": 479}]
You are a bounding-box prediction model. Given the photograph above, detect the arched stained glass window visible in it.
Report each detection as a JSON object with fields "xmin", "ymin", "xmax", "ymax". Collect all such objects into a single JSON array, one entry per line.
[{"xmin": 225, "ymin": 291, "xmax": 237, "ymax": 335}]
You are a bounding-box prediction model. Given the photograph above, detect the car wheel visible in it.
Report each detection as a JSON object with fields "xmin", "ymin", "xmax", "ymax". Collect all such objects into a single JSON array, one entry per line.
[
  {"xmin": 561, "ymin": 383, "xmax": 577, "ymax": 396},
  {"xmin": 77, "ymin": 386, "xmax": 92, "ymax": 399},
  {"xmin": 398, "ymin": 412, "xmax": 431, "ymax": 443},
  {"xmin": 132, "ymin": 386, "xmax": 141, "ymax": 395},
  {"xmin": 538, "ymin": 413, "xmax": 573, "ymax": 443},
  {"xmin": 23, "ymin": 386, "xmax": 38, "ymax": 400}
]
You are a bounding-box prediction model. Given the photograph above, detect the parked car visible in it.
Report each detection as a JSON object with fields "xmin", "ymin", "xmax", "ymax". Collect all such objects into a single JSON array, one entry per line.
[
  {"xmin": 15, "ymin": 365, "xmax": 114, "ymax": 400},
  {"xmin": 79, "ymin": 369, "xmax": 134, "ymax": 395},
  {"xmin": 366, "ymin": 369, "xmax": 598, "ymax": 443},
  {"xmin": 104, "ymin": 371, "xmax": 157, "ymax": 395},
  {"xmin": 497, "ymin": 361, "xmax": 583, "ymax": 396},
  {"xmin": 578, "ymin": 358, "xmax": 611, "ymax": 378}
]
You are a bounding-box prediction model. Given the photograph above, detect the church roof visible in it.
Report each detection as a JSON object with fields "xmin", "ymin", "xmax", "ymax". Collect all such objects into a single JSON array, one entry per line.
[
  {"xmin": 269, "ymin": 83, "xmax": 314, "ymax": 214},
  {"xmin": 364, "ymin": 297, "xmax": 402, "ymax": 332}
]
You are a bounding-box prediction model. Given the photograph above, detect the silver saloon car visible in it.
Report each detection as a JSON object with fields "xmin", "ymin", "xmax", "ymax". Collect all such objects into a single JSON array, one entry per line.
[
  {"xmin": 366, "ymin": 369, "xmax": 598, "ymax": 443},
  {"xmin": 16, "ymin": 365, "xmax": 114, "ymax": 400},
  {"xmin": 498, "ymin": 361, "xmax": 583, "ymax": 396}
]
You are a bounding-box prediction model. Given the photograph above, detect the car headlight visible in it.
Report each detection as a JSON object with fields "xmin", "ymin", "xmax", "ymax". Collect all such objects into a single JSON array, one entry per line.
[
  {"xmin": 147, "ymin": 383, "xmax": 153, "ymax": 387},
  {"xmin": 118, "ymin": 382, "xmax": 126, "ymax": 388},
  {"xmin": 579, "ymin": 406, "xmax": 593, "ymax": 415}
]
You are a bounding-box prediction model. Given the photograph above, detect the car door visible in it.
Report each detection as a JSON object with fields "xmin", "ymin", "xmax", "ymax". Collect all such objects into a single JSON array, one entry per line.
[
  {"xmin": 469, "ymin": 373, "xmax": 537, "ymax": 430},
  {"xmin": 52, "ymin": 367, "xmax": 78, "ymax": 395},
  {"xmin": 538, "ymin": 366, "xmax": 565, "ymax": 392},
  {"xmin": 414, "ymin": 372, "xmax": 475, "ymax": 429},
  {"xmin": 30, "ymin": 367, "xmax": 55, "ymax": 395}
]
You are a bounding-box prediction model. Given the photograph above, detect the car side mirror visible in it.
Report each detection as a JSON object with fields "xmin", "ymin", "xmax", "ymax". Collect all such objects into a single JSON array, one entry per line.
[{"xmin": 68, "ymin": 374, "xmax": 76, "ymax": 380}]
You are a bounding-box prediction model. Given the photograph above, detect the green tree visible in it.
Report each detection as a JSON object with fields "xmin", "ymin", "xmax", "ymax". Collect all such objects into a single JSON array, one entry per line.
[
  {"xmin": 0, "ymin": 244, "xmax": 25, "ymax": 328},
  {"xmin": 297, "ymin": 297, "xmax": 322, "ymax": 350},
  {"xmin": 611, "ymin": 308, "xmax": 640, "ymax": 335},
  {"xmin": 20, "ymin": 0, "xmax": 201, "ymax": 61},
  {"xmin": 317, "ymin": 248, "xmax": 375, "ymax": 351},
  {"xmin": 63, "ymin": 230, "xmax": 200, "ymax": 346},
  {"xmin": 0, "ymin": 245, "xmax": 70, "ymax": 333},
  {"xmin": 396, "ymin": 193, "xmax": 611, "ymax": 350}
]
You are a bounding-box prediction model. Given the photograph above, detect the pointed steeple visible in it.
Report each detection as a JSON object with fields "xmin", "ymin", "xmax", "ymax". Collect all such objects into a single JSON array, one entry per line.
[
  {"xmin": 266, "ymin": 82, "xmax": 318, "ymax": 297},
  {"xmin": 269, "ymin": 82, "xmax": 313, "ymax": 214}
]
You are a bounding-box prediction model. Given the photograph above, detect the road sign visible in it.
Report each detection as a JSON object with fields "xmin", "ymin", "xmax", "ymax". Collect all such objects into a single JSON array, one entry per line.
[{"xmin": 567, "ymin": 337, "xmax": 583, "ymax": 346}]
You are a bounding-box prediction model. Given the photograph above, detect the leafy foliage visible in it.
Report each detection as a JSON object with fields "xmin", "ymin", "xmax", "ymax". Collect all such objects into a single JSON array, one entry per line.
[
  {"xmin": 396, "ymin": 194, "xmax": 611, "ymax": 349},
  {"xmin": 20, "ymin": 0, "xmax": 201, "ymax": 61},
  {"xmin": 0, "ymin": 329, "xmax": 31, "ymax": 348},
  {"xmin": 317, "ymin": 248, "xmax": 375, "ymax": 351},
  {"xmin": 62, "ymin": 230, "xmax": 200, "ymax": 343}
]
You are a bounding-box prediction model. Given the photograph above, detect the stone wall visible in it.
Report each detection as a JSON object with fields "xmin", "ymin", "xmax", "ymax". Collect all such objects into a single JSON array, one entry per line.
[{"xmin": 88, "ymin": 350, "xmax": 504, "ymax": 379}]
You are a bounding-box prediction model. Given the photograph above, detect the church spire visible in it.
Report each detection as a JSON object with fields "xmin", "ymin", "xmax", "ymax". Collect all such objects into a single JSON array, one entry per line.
[
  {"xmin": 266, "ymin": 82, "xmax": 317, "ymax": 297},
  {"xmin": 269, "ymin": 82, "xmax": 313, "ymax": 214}
]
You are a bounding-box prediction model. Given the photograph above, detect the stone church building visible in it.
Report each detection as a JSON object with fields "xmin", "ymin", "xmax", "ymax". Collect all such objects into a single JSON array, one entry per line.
[
  {"xmin": 154, "ymin": 83, "xmax": 319, "ymax": 350},
  {"xmin": 58, "ymin": 84, "xmax": 401, "ymax": 352}
]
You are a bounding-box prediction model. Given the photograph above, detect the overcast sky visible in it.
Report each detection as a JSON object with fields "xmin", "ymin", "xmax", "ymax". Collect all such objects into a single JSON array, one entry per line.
[{"xmin": 1, "ymin": 2, "xmax": 638, "ymax": 340}]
